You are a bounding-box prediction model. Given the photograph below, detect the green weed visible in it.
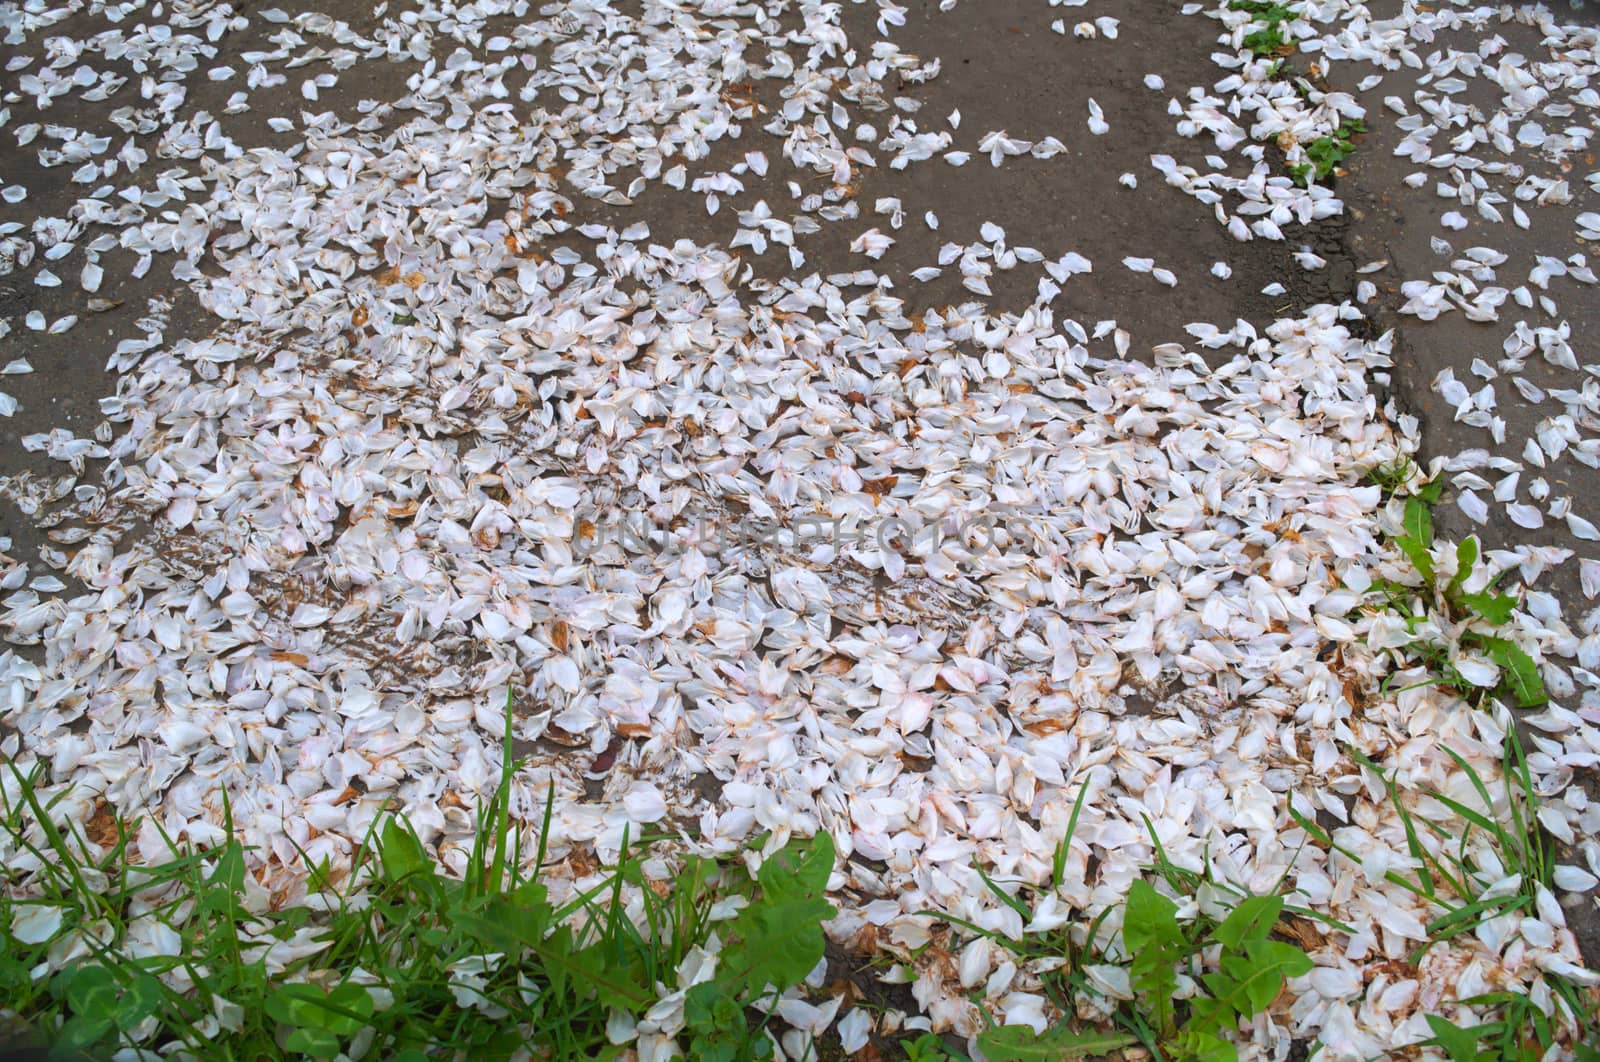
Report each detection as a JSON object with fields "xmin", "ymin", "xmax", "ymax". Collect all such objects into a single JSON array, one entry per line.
[
  {"xmin": 937, "ymin": 792, "xmax": 1316, "ymax": 1062},
  {"xmin": 1361, "ymin": 479, "xmax": 1547, "ymax": 709},
  {"xmin": 961, "ymin": 728, "xmax": 1594, "ymax": 1060},
  {"xmin": 1, "ymin": 518, "xmax": 1588, "ymax": 1062},
  {"xmin": 1289, "ymin": 120, "xmax": 1366, "ymax": 186},
  {"xmin": 1292, "ymin": 727, "xmax": 1597, "ymax": 1061},
  {"xmin": 1228, "ymin": 0, "xmax": 1296, "ymax": 57},
  {"xmin": 0, "ymin": 696, "xmax": 837, "ymax": 1060},
  {"xmin": 964, "ymin": 873, "xmax": 1313, "ymax": 1062},
  {"xmin": 1227, "ymin": 0, "xmax": 1369, "ymax": 185},
  {"xmin": 901, "ymin": 1032, "xmax": 968, "ymax": 1060},
  {"xmin": 1365, "ymin": 454, "xmax": 1424, "ymax": 498}
]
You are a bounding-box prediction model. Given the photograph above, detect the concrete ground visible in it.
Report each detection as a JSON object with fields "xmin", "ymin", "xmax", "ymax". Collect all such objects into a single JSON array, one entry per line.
[
  {"xmin": 0, "ymin": 0, "xmax": 1350, "ymax": 566},
  {"xmin": 1329, "ymin": 3, "xmax": 1600, "ymax": 961},
  {"xmin": 1337, "ymin": 4, "xmax": 1600, "ymax": 609}
]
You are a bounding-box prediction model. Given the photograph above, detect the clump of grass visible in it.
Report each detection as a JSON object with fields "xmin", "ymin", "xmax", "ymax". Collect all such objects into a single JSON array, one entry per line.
[
  {"xmin": 1365, "ymin": 454, "xmax": 1425, "ymax": 498},
  {"xmin": 1338, "ymin": 480, "xmax": 1593, "ymax": 1049},
  {"xmin": 927, "ymin": 789, "xmax": 1319, "ymax": 1062},
  {"xmin": 927, "ymin": 475, "xmax": 1594, "ymax": 1057},
  {"xmin": 1226, "ymin": 1, "xmax": 1371, "ymax": 186},
  {"xmin": 1361, "ymin": 479, "xmax": 1547, "ymax": 709},
  {"xmin": 0, "ymin": 698, "xmax": 837, "ymax": 1060},
  {"xmin": 1228, "ymin": 0, "xmax": 1297, "ymax": 57},
  {"xmin": 1334, "ymin": 471, "xmax": 1595, "ymax": 1056},
  {"xmin": 3, "ymin": 541, "xmax": 1592, "ymax": 1062},
  {"xmin": 1289, "ymin": 118, "xmax": 1367, "ymax": 186},
  {"xmin": 900, "ymin": 1032, "xmax": 967, "ymax": 1060},
  {"xmin": 1292, "ymin": 727, "xmax": 1599, "ymax": 1061},
  {"xmin": 937, "ymin": 736, "xmax": 1596, "ymax": 1060}
]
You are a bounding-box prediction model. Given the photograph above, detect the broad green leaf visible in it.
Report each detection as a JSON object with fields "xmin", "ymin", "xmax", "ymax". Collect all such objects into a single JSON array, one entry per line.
[
  {"xmin": 730, "ymin": 894, "xmax": 834, "ymax": 992},
  {"xmin": 684, "ymin": 981, "xmax": 732, "ymax": 1029},
  {"xmin": 904, "ymin": 1033, "xmax": 960, "ymax": 1061},
  {"xmin": 1214, "ymin": 894, "xmax": 1282, "ymax": 949},
  {"xmin": 685, "ymin": 981, "xmax": 753, "ymax": 1062},
  {"xmin": 687, "ymin": 1040, "xmax": 740, "ymax": 1062},
  {"xmin": 510, "ymin": 877, "xmax": 550, "ymax": 911},
  {"xmin": 379, "ymin": 818, "xmax": 429, "ymax": 885},
  {"xmin": 1478, "ymin": 637, "xmax": 1547, "ymax": 707},
  {"xmin": 758, "ymin": 831, "xmax": 835, "ymax": 901},
  {"xmin": 976, "ymin": 1024, "xmax": 1136, "ymax": 1060},
  {"xmin": 1222, "ymin": 939, "xmax": 1313, "ymax": 1013},
  {"xmin": 1403, "ymin": 496, "xmax": 1434, "ymax": 549},
  {"xmin": 451, "ymin": 902, "xmax": 518, "ymax": 953},
  {"xmin": 1186, "ymin": 990, "xmax": 1233, "ymax": 1036},
  {"xmin": 1122, "ymin": 879, "xmax": 1180, "ymax": 955},
  {"xmin": 1449, "ymin": 537, "xmax": 1479, "ymax": 593},
  {"xmin": 210, "ymin": 840, "xmax": 247, "ymax": 892},
  {"xmin": 192, "ymin": 842, "xmax": 250, "ymax": 924},
  {"xmin": 56, "ymin": 965, "xmax": 118, "ymax": 1050},
  {"xmin": 454, "ymin": 890, "xmax": 552, "ymax": 953},
  {"xmin": 284, "ymin": 1026, "xmax": 342, "ymax": 1058},
  {"xmin": 63, "ymin": 963, "xmax": 120, "ymax": 1017},
  {"xmin": 1395, "ymin": 536, "xmax": 1434, "ymax": 586},
  {"xmin": 55, "ymin": 1013, "xmax": 115, "ymax": 1054},
  {"xmin": 1461, "ymin": 591, "xmax": 1516, "ymax": 626},
  {"xmin": 116, "ymin": 971, "xmax": 166, "ymax": 1026},
  {"xmin": 1173, "ymin": 1027, "xmax": 1239, "ymax": 1062},
  {"xmin": 264, "ymin": 982, "xmax": 374, "ymax": 1036},
  {"xmin": 1425, "ymin": 1014, "xmax": 1489, "ymax": 1062},
  {"xmin": 457, "ymin": 902, "xmax": 653, "ymax": 1010},
  {"xmin": 325, "ymin": 983, "xmax": 377, "ymax": 1025},
  {"xmin": 1123, "ymin": 880, "xmax": 1181, "ymax": 1037},
  {"xmin": 1258, "ymin": 938, "xmax": 1313, "ymax": 976},
  {"xmin": 714, "ymin": 834, "xmax": 839, "ymax": 995}
]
